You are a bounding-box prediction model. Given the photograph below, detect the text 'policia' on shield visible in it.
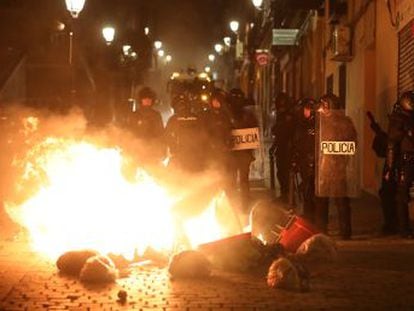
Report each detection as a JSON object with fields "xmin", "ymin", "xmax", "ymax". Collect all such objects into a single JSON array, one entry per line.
[
  {"xmin": 320, "ymin": 141, "xmax": 356, "ymax": 155},
  {"xmin": 231, "ymin": 127, "xmax": 260, "ymax": 150}
]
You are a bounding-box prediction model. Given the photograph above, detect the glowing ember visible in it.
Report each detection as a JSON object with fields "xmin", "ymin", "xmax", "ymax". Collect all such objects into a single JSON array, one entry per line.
[{"xmin": 5, "ymin": 131, "xmax": 243, "ymax": 260}]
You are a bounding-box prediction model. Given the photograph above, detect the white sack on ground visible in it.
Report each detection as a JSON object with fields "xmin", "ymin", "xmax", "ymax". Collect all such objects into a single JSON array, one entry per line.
[
  {"xmin": 79, "ymin": 255, "xmax": 118, "ymax": 283},
  {"xmin": 56, "ymin": 250, "xmax": 98, "ymax": 276},
  {"xmin": 295, "ymin": 233, "xmax": 337, "ymax": 263},
  {"xmin": 168, "ymin": 250, "xmax": 211, "ymax": 279},
  {"xmin": 267, "ymin": 257, "xmax": 309, "ymax": 292}
]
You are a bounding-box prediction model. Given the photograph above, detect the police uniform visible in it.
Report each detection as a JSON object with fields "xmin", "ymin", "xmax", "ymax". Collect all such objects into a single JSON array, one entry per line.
[
  {"xmin": 315, "ymin": 94, "xmax": 358, "ymax": 239},
  {"xmin": 165, "ymin": 96, "xmax": 209, "ymax": 173},
  {"xmin": 126, "ymin": 88, "xmax": 166, "ymax": 166},
  {"xmin": 228, "ymin": 89, "xmax": 259, "ymax": 212},
  {"xmin": 386, "ymin": 91, "xmax": 414, "ymax": 237},
  {"xmin": 367, "ymin": 111, "xmax": 397, "ymax": 235},
  {"xmin": 271, "ymin": 93, "xmax": 295, "ymax": 201},
  {"xmin": 292, "ymin": 99, "xmax": 328, "ymax": 232}
]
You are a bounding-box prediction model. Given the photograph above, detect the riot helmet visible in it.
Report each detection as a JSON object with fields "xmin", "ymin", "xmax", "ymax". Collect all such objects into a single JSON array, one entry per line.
[
  {"xmin": 399, "ymin": 91, "xmax": 414, "ymax": 112},
  {"xmin": 296, "ymin": 97, "xmax": 316, "ymax": 120},
  {"xmin": 317, "ymin": 93, "xmax": 340, "ymax": 114},
  {"xmin": 138, "ymin": 87, "xmax": 156, "ymax": 107},
  {"xmin": 274, "ymin": 92, "xmax": 292, "ymax": 112},
  {"xmin": 228, "ymin": 88, "xmax": 246, "ymax": 115},
  {"xmin": 172, "ymin": 92, "xmax": 190, "ymax": 113}
]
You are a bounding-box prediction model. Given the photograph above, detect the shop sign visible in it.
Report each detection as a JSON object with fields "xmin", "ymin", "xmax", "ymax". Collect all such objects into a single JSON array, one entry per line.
[{"xmin": 255, "ymin": 49, "xmax": 269, "ymax": 66}]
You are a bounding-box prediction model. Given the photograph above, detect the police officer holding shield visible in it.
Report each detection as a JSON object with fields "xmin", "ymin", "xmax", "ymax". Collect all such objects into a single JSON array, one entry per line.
[
  {"xmin": 315, "ymin": 93, "xmax": 358, "ymax": 239},
  {"xmin": 228, "ymin": 88, "xmax": 258, "ymax": 212}
]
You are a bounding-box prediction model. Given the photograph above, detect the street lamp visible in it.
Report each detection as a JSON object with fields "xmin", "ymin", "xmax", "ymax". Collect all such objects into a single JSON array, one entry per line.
[
  {"xmin": 251, "ymin": 0, "xmax": 263, "ymax": 9},
  {"xmin": 208, "ymin": 54, "xmax": 215, "ymax": 62},
  {"xmin": 204, "ymin": 66, "xmax": 211, "ymax": 73},
  {"xmin": 122, "ymin": 45, "xmax": 132, "ymax": 55},
  {"xmin": 165, "ymin": 55, "xmax": 172, "ymax": 63},
  {"xmin": 144, "ymin": 27, "xmax": 150, "ymax": 36},
  {"xmin": 214, "ymin": 43, "xmax": 223, "ymax": 54},
  {"xmin": 223, "ymin": 36, "xmax": 231, "ymax": 47},
  {"xmin": 65, "ymin": 0, "xmax": 86, "ymax": 18},
  {"xmin": 154, "ymin": 40, "xmax": 162, "ymax": 50},
  {"xmin": 102, "ymin": 26, "xmax": 115, "ymax": 45},
  {"xmin": 157, "ymin": 49, "xmax": 165, "ymax": 57},
  {"xmin": 229, "ymin": 20, "xmax": 239, "ymax": 34}
]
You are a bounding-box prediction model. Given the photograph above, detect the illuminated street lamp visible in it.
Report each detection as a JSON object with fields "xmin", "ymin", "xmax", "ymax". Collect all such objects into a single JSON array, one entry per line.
[
  {"xmin": 165, "ymin": 55, "xmax": 172, "ymax": 63},
  {"xmin": 102, "ymin": 26, "xmax": 115, "ymax": 45},
  {"xmin": 154, "ymin": 40, "xmax": 162, "ymax": 50},
  {"xmin": 229, "ymin": 20, "xmax": 239, "ymax": 34},
  {"xmin": 214, "ymin": 43, "xmax": 223, "ymax": 54},
  {"xmin": 65, "ymin": 0, "xmax": 86, "ymax": 18},
  {"xmin": 208, "ymin": 54, "xmax": 215, "ymax": 62},
  {"xmin": 157, "ymin": 49, "xmax": 165, "ymax": 57},
  {"xmin": 122, "ymin": 45, "xmax": 132, "ymax": 55},
  {"xmin": 223, "ymin": 36, "xmax": 231, "ymax": 47},
  {"xmin": 144, "ymin": 27, "xmax": 150, "ymax": 36},
  {"xmin": 204, "ymin": 66, "xmax": 211, "ymax": 73},
  {"xmin": 65, "ymin": 0, "xmax": 86, "ymax": 65},
  {"xmin": 251, "ymin": 0, "xmax": 263, "ymax": 9}
]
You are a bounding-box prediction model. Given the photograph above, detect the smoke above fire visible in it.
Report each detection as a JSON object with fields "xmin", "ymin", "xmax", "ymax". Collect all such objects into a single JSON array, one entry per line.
[{"xmin": 0, "ymin": 104, "xmax": 242, "ymax": 260}]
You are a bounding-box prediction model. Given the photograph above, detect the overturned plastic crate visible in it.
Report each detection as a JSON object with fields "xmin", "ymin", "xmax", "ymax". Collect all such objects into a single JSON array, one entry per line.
[{"xmin": 277, "ymin": 216, "xmax": 319, "ymax": 253}]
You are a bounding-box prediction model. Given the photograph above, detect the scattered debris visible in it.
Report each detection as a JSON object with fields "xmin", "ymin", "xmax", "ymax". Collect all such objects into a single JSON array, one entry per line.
[
  {"xmin": 278, "ymin": 216, "xmax": 319, "ymax": 253},
  {"xmin": 296, "ymin": 234, "xmax": 337, "ymax": 265},
  {"xmin": 168, "ymin": 250, "xmax": 211, "ymax": 279},
  {"xmin": 117, "ymin": 289, "xmax": 128, "ymax": 303},
  {"xmin": 56, "ymin": 250, "xmax": 98, "ymax": 276},
  {"xmin": 79, "ymin": 255, "xmax": 118, "ymax": 283},
  {"xmin": 267, "ymin": 257, "xmax": 310, "ymax": 292},
  {"xmin": 250, "ymin": 199, "xmax": 292, "ymax": 244}
]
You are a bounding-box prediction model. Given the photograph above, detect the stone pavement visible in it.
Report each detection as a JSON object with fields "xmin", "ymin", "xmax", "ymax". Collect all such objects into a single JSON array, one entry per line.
[{"xmin": 1, "ymin": 189, "xmax": 414, "ymax": 310}]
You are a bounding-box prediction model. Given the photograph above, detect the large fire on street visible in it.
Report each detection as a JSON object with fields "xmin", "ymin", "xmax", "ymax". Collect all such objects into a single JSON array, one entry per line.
[{"xmin": 3, "ymin": 111, "xmax": 242, "ymax": 260}]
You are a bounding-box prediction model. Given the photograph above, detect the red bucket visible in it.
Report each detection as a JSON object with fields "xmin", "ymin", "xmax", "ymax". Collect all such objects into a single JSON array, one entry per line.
[{"xmin": 278, "ymin": 216, "xmax": 319, "ymax": 253}]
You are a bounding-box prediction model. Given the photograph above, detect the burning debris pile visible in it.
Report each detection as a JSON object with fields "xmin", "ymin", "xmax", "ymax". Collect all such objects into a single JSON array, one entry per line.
[{"xmin": 1, "ymin": 105, "xmax": 338, "ymax": 291}]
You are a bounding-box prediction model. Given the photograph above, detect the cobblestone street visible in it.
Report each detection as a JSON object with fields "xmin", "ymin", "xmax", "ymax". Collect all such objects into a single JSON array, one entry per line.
[{"xmin": 1, "ymin": 193, "xmax": 414, "ymax": 310}]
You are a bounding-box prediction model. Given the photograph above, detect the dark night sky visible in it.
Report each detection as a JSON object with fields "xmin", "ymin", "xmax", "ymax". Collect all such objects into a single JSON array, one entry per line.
[
  {"xmin": 0, "ymin": 0, "xmax": 253, "ymax": 71},
  {"xmin": 82, "ymin": 0, "xmax": 251, "ymax": 71}
]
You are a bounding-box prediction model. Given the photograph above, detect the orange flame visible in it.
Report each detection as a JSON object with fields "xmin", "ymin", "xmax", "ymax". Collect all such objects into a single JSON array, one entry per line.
[{"xmin": 5, "ymin": 135, "xmax": 243, "ymax": 260}]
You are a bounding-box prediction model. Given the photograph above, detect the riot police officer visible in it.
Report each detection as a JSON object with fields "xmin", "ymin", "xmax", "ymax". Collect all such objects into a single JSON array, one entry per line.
[
  {"xmin": 165, "ymin": 92, "xmax": 209, "ymax": 173},
  {"xmin": 367, "ymin": 110, "xmax": 397, "ymax": 235},
  {"xmin": 203, "ymin": 89, "xmax": 233, "ymax": 170},
  {"xmin": 228, "ymin": 88, "xmax": 258, "ymax": 212},
  {"xmin": 316, "ymin": 93, "xmax": 357, "ymax": 239},
  {"xmin": 126, "ymin": 86, "xmax": 165, "ymax": 166},
  {"xmin": 386, "ymin": 90, "xmax": 414, "ymax": 238},
  {"xmin": 292, "ymin": 98, "xmax": 328, "ymax": 231},
  {"xmin": 271, "ymin": 93, "xmax": 295, "ymax": 202}
]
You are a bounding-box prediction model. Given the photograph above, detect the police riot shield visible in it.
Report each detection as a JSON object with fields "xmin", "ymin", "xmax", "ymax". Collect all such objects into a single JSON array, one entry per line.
[{"xmin": 315, "ymin": 110, "xmax": 360, "ymax": 197}]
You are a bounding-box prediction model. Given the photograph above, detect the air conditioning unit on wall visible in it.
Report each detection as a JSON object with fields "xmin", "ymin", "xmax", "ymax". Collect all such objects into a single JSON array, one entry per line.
[{"xmin": 331, "ymin": 24, "xmax": 353, "ymax": 62}]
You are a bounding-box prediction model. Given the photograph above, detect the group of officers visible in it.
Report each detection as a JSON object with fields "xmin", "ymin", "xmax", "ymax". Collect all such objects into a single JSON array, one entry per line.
[
  {"xmin": 123, "ymin": 86, "xmax": 258, "ymax": 212},
  {"xmin": 272, "ymin": 93, "xmax": 357, "ymax": 240},
  {"xmin": 272, "ymin": 90, "xmax": 414, "ymax": 240}
]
